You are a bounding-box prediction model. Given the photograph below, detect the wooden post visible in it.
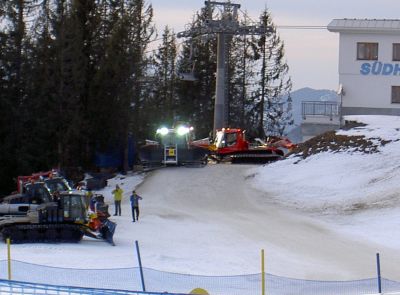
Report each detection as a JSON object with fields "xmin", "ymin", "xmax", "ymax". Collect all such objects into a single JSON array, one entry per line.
[
  {"xmin": 261, "ymin": 249, "xmax": 265, "ymax": 295},
  {"xmin": 7, "ymin": 238, "xmax": 11, "ymax": 280}
]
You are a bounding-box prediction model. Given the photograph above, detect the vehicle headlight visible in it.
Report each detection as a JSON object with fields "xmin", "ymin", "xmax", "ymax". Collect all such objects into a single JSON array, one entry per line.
[
  {"xmin": 177, "ymin": 126, "xmax": 190, "ymax": 136},
  {"xmin": 156, "ymin": 127, "xmax": 169, "ymax": 136}
]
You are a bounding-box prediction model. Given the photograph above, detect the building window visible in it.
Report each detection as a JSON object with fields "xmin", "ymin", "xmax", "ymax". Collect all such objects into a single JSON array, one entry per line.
[
  {"xmin": 392, "ymin": 86, "xmax": 400, "ymax": 103},
  {"xmin": 393, "ymin": 44, "xmax": 400, "ymax": 61},
  {"xmin": 357, "ymin": 42, "xmax": 378, "ymax": 60}
]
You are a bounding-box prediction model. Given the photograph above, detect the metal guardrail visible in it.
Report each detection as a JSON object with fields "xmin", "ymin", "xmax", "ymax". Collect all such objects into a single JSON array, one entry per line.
[{"xmin": 302, "ymin": 101, "xmax": 340, "ymax": 120}]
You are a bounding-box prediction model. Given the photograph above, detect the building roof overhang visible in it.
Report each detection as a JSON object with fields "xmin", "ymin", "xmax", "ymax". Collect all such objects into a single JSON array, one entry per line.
[{"xmin": 328, "ymin": 19, "xmax": 400, "ymax": 34}]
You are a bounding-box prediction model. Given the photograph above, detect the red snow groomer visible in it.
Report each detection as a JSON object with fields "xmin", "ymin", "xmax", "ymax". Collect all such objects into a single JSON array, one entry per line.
[
  {"xmin": 193, "ymin": 128, "xmax": 295, "ymax": 164},
  {"xmin": 16, "ymin": 170, "xmax": 71, "ymax": 196}
]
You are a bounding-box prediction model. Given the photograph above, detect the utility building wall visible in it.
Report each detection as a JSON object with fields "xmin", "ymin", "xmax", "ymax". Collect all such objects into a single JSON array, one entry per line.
[{"xmin": 328, "ymin": 19, "xmax": 400, "ymax": 116}]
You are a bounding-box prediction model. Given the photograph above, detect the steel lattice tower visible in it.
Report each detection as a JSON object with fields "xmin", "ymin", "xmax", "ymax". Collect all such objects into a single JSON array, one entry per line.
[{"xmin": 177, "ymin": 1, "xmax": 272, "ymax": 132}]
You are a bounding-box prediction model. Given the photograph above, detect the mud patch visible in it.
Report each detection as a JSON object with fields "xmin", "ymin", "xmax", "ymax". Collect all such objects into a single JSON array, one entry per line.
[
  {"xmin": 244, "ymin": 173, "xmax": 257, "ymax": 180},
  {"xmin": 344, "ymin": 202, "xmax": 369, "ymax": 213},
  {"xmin": 341, "ymin": 120, "xmax": 367, "ymax": 130}
]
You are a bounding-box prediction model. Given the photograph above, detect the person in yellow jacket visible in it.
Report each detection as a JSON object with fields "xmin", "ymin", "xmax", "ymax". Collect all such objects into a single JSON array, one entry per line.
[{"xmin": 112, "ymin": 184, "xmax": 123, "ymax": 216}]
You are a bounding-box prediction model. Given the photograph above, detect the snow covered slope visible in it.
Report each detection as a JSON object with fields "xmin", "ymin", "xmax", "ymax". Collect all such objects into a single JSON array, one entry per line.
[
  {"xmin": 249, "ymin": 115, "xmax": 400, "ymax": 278},
  {"xmin": 3, "ymin": 115, "xmax": 400, "ymax": 282}
]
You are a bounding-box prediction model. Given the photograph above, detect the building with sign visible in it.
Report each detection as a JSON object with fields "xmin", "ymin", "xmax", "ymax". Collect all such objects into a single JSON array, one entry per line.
[{"xmin": 328, "ymin": 19, "xmax": 400, "ymax": 116}]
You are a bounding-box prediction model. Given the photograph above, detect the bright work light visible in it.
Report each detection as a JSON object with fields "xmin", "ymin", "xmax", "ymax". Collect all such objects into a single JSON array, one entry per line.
[
  {"xmin": 156, "ymin": 127, "xmax": 169, "ymax": 136},
  {"xmin": 177, "ymin": 126, "xmax": 190, "ymax": 136}
]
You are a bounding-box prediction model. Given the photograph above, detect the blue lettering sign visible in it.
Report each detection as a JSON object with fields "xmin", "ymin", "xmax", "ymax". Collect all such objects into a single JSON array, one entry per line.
[
  {"xmin": 382, "ymin": 63, "xmax": 394, "ymax": 75},
  {"xmin": 360, "ymin": 63, "xmax": 371, "ymax": 75},
  {"xmin": 371, "ymin": 62, "xmax": 383, "ymax": 75},
  {"xmin": 360, "ymin": 62, "xmax": 400, "ymax": 76},
  {"xmin": 394, "ymin": 64, "xmax": 400, "ymax": 76}
]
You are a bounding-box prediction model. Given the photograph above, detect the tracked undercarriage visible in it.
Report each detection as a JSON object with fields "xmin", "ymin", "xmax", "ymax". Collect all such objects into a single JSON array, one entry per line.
[{"xmin": 1, "ymin": 223, "xmax": 84, "ymax": 243}]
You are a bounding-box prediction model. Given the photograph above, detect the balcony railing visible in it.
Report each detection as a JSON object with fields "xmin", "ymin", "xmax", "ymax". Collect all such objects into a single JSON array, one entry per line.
[{"xmin": 302, "ymin": 101, "xmax": 340, "ymax": 121}]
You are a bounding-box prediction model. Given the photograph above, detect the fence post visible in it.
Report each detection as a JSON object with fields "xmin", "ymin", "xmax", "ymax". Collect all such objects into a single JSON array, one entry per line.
[
  {"xmin": 135, "ymin": 240, "xmax": 146, "ymax": 292},
  {"xmin": 7, "ymin": 238, "xmax": 11, "ymax": 280},
  {"xmin": 376, "ymin": 253, "xmax": 382, "ymax": 294},
  {"xmin": 261, "ymin": 249, "xmax": 265, "ymax": 295}
]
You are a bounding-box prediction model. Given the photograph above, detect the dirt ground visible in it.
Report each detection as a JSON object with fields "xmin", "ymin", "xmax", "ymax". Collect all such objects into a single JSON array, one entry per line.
[{"xmin": 288, "ymin": 120, "xmax": 392, "ymax": 160}]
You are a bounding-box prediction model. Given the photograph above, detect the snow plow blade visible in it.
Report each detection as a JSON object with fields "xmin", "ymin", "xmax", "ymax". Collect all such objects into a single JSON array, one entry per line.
[
  {"xmin": 82, "ymin": 219, "xmax": 117, "ymax": 246},
  {"xmin": 138, "ymin": 145, "xmax": 165, "ymax": 167},
  {"xmin": 139, "ymin": 145, "xmax": 208, "ymax": 167},
  {"xmin": 101, "ymin": 219, "xmax": 117, "ymax": 246}
]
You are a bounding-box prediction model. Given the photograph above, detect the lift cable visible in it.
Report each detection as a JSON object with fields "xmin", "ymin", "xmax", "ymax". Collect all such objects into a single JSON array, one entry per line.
[{"xmin": 239, "ymin": 8, "xmax": 327, "ymax": 30}]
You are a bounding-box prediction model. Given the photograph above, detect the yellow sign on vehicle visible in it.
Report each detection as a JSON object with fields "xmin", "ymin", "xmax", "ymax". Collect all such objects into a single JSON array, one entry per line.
[{"xmin": 168, "ymin": 149, "xmax": 176, "ymax": 156}]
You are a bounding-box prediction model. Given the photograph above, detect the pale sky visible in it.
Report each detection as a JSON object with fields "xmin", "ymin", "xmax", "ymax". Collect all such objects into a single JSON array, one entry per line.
[{"xmin": 149, "ymin": 0, "xmax": 400, "ymax": 91}]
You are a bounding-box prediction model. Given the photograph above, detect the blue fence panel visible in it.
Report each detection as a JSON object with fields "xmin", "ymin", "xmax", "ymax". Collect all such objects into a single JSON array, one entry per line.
[
  {"xmin": 0, "ymin": 260, "xmax": 400, "ymax": 295},
  {"xmin": 0, "ymin": 261, "xmax": 141, "ymax": 291},
  {"xmin": 0, "ymin": 279, "xmax": 191, "ymax": 295}
]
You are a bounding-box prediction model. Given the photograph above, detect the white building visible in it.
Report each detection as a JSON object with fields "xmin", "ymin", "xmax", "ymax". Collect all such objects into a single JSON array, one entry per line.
[{"xmin": 328, "ymin": 19, "xmax": 400, "ymax": 116}]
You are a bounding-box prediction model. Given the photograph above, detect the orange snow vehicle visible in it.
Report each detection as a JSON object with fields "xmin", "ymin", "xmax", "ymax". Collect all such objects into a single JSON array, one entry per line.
[{"xmin": 192, "ymin": 128, "xmax": 296, "ymax": 164}]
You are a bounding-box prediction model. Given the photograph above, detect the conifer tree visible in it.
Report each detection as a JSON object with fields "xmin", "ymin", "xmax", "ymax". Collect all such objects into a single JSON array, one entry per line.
[
  {"xmin": 87, "ymin": 0, "xmax": 155, "ymax": 170},
  {"xmin": 0, "ymin": 12, "xmax": 14, "ymax": 194},
  {"xmin": 176, "ymin": 9, "xmax": 217, "ymax": 137},
  {"xmin": 0, "ymin": 0, "xmax": 30, "ymax": 193},
  {"xmin": 20, "ymin": 0, "xmax": 60, "ymax": 171},
  {"xmin": 122, "ymin": 0, "xmax": 155, "ymax": 170},
  {"xmin": 52, "ymin": 0, "xmax": 92, "ymax": 168},
  {"xmin": 251, "ymin": 9, "xmax": 293, "ymax": 138},
  {"xmin": 227, "ymin": 20, "xmax": 260, "ymax": 130},
  {"xmin": 150, "ymin": 26, "xmax": 178, "ymax": 128}
]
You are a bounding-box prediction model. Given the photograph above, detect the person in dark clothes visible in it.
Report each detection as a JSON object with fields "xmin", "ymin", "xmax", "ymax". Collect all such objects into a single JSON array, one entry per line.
[{"xmin": 130, "ymin": 190, "xmax": 143, "ymax": 222}]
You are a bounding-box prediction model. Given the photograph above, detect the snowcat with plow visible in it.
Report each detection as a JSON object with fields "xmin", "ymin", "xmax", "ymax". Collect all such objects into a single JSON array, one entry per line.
[
  {"xmin": 0, "ymin": 191, "xmax": 116, "ymax": 245},
  {"xmin": 138, "ymin": 125, "xmax": 208, "ymax": 168},
  {"xmin": 193, "ymin": 128, "xmax": 295, "ymax": 164}
]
